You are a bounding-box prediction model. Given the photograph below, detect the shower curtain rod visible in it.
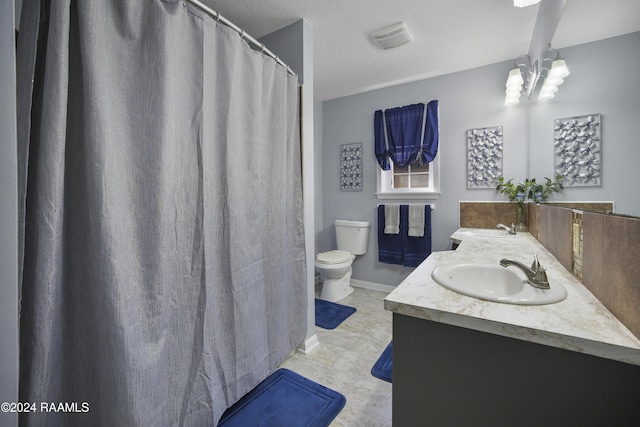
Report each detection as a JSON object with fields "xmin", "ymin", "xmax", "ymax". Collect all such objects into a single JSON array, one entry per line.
[{"xmin": 186, "ymin": 0, "xmax": 296, "ymax": 76}]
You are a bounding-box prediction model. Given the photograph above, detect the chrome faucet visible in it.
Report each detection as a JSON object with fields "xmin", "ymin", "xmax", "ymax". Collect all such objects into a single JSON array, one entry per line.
[
  {"xmin": 500, "ymin": 255, "xmax": 550, "ymax": 289},
  {"xmin": 496, "ymin": 223, "xmax": 516, "ymax": 234}
]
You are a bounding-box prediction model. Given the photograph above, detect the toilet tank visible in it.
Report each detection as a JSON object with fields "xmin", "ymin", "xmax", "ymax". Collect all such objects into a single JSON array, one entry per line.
[{"xmin": 335, "ymin": 220, "xmax": 371, "ymax": 255}]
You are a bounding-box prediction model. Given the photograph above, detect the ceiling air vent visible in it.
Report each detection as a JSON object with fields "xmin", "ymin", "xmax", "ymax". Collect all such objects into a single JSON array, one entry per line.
[{"xmin": 369, "ymin": 22, "xmax": 413, "ymax": 49}]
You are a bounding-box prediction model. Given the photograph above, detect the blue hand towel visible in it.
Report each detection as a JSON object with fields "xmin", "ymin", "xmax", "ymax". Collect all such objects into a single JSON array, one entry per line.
[{"xmin": 378, "ymin": 205, "xmax": 403, "ymax": 265}]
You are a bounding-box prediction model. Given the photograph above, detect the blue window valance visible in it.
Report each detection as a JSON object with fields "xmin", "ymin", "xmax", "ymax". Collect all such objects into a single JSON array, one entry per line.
[{"xmin": 374, "ymin": 100, "xmax": 439, "ymax": 170}]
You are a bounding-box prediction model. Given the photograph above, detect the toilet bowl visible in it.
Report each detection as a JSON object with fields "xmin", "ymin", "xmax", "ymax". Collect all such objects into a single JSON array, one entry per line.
[{"xmin": 315, "ymin": 250, "xmax": 355, "ymax": 302}]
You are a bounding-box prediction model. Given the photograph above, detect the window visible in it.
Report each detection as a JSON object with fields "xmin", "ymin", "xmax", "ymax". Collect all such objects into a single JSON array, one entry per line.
[
  {"xmin": 376, "ymin": 155, "xmax": 440, "ymax": 200},
  {"xmin": 374, "ymin": 100, "xmax": 440, "ymax": 200}
]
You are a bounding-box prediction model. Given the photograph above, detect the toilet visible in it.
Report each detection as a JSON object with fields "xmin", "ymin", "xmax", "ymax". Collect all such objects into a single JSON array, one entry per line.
[{"xmin": 315, "ymin": 220, "xmax": 371, "ymax": 302}]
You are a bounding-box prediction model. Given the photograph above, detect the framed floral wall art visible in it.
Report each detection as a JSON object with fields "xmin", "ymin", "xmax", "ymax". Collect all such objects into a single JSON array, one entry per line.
[
  {"xmin": 467, "ymin": 126, "xmax": 503, "ymax": 188},
  {"xmin": 554, "ymin": 114, "xmax": 601, "ymax": 187},
  {"xmin": 340, "ymin": 143, "xmax": 363, "ymax": 191}
]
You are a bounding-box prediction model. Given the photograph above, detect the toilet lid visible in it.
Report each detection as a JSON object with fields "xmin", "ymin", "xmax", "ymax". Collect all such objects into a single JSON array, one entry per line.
[{"xmin": 316, "ymin": 250, "xmax": 351, "ymax": 264}]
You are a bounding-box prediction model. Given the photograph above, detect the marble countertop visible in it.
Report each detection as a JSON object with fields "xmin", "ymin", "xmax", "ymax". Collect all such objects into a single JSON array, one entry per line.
[{"xmin": 384, "ymin": 228, "xmax": 640, "ymax": 366}]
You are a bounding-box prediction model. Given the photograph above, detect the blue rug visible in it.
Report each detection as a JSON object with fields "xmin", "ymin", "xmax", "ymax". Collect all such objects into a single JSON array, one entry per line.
[
  {"xmin": 219, "ymin": 368, "xmax": 346, "ymax": 427},
  {"xmin": 371, "ymin": 341, "xmax": 392, "ymax": 383},
  {"xmin": 315, "ymin": 299, "xmax": 356, "ymax": 329}
]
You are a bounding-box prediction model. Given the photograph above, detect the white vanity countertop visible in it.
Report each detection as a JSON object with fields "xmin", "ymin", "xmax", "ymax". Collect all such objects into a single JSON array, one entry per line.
[{"xmin": 384, "ymin": 228, "xmax": 640, "ymax": 366}]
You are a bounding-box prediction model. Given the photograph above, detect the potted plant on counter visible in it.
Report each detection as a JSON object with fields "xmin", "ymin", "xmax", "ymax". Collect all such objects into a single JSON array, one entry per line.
[{"xmin": 496, "ymin": 175, "xmax": 564, "ymax": 231}]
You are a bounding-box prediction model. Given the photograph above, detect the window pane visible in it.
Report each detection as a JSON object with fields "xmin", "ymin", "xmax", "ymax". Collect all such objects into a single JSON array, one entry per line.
[
  {"xmin": 394, "ymin": 175, "xmax": 409, "ymax": 188},
  {"xmin": 411, "ymin": 162, "xmax": 430, "ymax": 173},
  {"xmin": 394, "ymin": 165, "xmax": 409, "ymax": 174},
  {"xmin": 411, "ymin": 174, "xmax": 429, "ymax": 188}
]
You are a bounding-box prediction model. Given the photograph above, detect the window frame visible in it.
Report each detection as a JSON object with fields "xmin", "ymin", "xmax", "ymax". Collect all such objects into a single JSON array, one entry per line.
[{"xmin": 375, "ymin": 154, "xmax": 440, "ymax": 200}]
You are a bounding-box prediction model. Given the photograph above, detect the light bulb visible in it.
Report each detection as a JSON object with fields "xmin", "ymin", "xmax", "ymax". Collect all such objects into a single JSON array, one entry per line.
[{"xmin": 548, "ymin": 59, "xmax": 570, "ymax": 79}]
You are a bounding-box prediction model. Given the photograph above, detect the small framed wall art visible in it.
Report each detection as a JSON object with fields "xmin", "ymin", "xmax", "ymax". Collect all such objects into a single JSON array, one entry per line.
[
  {"xmin": 466, "ymin": 126, "xmax": 503, "ymax": 188},
  {"xmin": 340, "ymin": 143, "xmax": 363, "ymax": 191}
]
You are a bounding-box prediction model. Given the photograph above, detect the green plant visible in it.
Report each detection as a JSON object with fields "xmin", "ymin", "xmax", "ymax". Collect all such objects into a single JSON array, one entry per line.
[{"xmin": 496, "ymin": 175, "xmax": 564, "ymax": 206}]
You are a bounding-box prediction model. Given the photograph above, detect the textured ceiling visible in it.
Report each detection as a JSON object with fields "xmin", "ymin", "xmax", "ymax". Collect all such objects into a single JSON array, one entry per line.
[{"xmin": 203, "ymin": 0, "xmax": 640, "ymax": 101}]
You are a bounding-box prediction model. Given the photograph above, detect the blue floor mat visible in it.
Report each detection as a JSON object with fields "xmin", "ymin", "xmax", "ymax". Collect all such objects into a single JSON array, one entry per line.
[
  {"xmin": 219, "ymin": 368, "xmax": 346, "ymax": 427},
  {"xmin": 371, "ymin": 341, "xmax": 392, "ymax": 383},
  {"xmin": 314, "ymin": 299, "xmax": 356, "ymax": 329}
]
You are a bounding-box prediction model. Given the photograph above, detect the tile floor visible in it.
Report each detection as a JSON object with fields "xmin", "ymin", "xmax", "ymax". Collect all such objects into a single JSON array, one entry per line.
[{"xmin": 278, "ymin": 286, "xmax": 393, "ymax": 426}]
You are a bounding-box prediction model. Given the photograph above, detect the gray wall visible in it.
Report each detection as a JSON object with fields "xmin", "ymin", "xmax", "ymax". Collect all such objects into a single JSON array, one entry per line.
[
  {"xmin": 260, "ymin": 20, "xmax": 318, "ymax": 349},
  {"xmin": 1, "ymin": 0, "xmax": 19, "ymax": 426},
  {"xmin": 321, "ymin": 32, "xmax": 640, "ymax": 287},
  {"xmin": 322, "ymin": 61, "xmax": 527, "ymax": 286},
  {"xmin": 314, "ymin": 98, "xmax": 324, "ymax": 254}
]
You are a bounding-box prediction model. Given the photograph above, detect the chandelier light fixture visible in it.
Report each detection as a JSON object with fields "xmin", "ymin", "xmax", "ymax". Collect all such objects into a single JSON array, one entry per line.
[{"xmin": 504, "ymin": 49, "xmax": 569, "ymax": 105}]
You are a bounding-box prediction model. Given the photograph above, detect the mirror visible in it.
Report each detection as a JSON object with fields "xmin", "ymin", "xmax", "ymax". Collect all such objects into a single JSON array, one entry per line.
[{"xmin": 525, "ymin": 1, "xmax": 640, "ymax": 218}]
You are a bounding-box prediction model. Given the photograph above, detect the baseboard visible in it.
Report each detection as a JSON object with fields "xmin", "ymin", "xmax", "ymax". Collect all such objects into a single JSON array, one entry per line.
[
  {"xmin": 297, "ymin": 334, "xmax": 320, "ymax": 355},
  {"xmin": 315, "ymin": 274, "xmax": 395, "ymax": 294},
  {"xmin": 350, "ymin": 279, "xmax": 395, "ymax": 294}
]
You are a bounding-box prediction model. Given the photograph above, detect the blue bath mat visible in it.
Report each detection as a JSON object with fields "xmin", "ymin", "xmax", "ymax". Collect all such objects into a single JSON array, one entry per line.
[
  {"xmin": 371, "ymin": 341, "xmax": 392, "ymax": 383},
  {"xmin": 315, "ymin": 299, "xmax": 356, "ymax": 329},
  {"xmin": 219, "ymin": 368, "xmax": 346, "ymax": 427}
]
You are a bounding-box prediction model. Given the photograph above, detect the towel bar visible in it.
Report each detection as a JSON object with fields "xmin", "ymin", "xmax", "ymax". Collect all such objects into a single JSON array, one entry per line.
[{"xmin": 377, "ymin": 203, "xmax": 435, "ymax": 210}]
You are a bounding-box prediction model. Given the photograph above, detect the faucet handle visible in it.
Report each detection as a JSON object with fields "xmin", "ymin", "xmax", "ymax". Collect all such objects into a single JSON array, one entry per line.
[
  {"xmin": 530, "ymin": 255, "xmax": 550, "ymax": 288},
  {"xmin": 531, "ymin": 254, "xmax": 541, "ymax": 271},
  {"xmin": 534, "ymin": 265, "xmax": 548, "ymax": 284}
]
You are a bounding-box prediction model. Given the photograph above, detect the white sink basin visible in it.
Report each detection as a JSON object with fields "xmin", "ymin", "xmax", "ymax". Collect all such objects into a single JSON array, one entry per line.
[
  {"xmin": 431, "ymin": 263, "xmax": 567, "ymax": 305},
  {"xmin": 462, "ymin": 229, "xmax": 518, "ymax": 238}
]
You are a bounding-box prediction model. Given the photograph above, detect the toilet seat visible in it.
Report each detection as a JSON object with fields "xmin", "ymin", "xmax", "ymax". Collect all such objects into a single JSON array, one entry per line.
[{"xmin": 316, "ymin": 250, "xmax": 352, "ymax": 264}]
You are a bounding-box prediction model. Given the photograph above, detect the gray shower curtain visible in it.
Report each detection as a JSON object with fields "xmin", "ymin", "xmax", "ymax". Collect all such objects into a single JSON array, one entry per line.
[{"xmin": 17, "ymin": 1, "xmax": 306, "ymax": 425}]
